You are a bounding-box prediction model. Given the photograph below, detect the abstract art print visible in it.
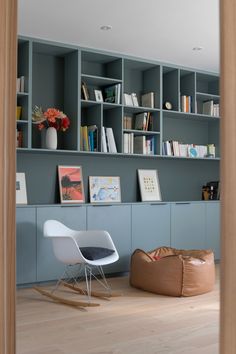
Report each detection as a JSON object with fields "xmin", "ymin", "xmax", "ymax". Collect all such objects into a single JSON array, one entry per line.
[
  {"xmin": 58, "ymin": 165, "xmax": 85, "ymax": 203},
  {"xmin": 138, "ymin": 169, "xmax": 162, "ymax": 202},
  {"xmin": 89, "ymin": 176, "xmax": 121, "ymax": 203}
]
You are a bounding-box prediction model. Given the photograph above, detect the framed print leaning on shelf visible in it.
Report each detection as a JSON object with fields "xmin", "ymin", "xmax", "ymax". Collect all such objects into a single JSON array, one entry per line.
[
  {"xmin": 16, "ymin": 172, "xmax": 27, "ymax": 204},
  {"xmin": 89, "ymin": 176, "xmax": 121, "ymax": 203},
  {"xmin": 94, "ymin": 89, "xmax": 103, "ymax": 102},
  {"xmin": 58, "ymin": 165, "xmax": 85, "ymax": 203},
  {"xmin": 138, "ymin": 169, "xmax": 162, "ymax": 202}
]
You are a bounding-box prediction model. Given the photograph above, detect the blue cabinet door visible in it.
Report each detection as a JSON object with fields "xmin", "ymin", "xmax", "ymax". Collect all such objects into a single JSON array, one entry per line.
[
  {"xmin": 131, "ymin": 203, "xmax": 171, "ymax": 252},
  {"xmin": 206, "ymin": 202, "xmax": 220, "ymax": 260},
  {"xmin": 36, "ymin": 206, "xmax": 87, "ymax": 282},
  {"xmin": 16, "ymin": 207, "xmax": 37, "ymax": 285},
  {"xmin": 171, "ymin": 202, "xmax": 205, "ymax": 249},
  {"xmin": 87, "ymin": 205, "xmax": 132, "ymax": 273}
]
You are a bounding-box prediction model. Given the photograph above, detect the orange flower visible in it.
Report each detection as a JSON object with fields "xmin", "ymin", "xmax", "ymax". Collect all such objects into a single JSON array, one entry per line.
[{"xmin": 32, "ymin": 106, "xmax": 70, "ymax": 132}]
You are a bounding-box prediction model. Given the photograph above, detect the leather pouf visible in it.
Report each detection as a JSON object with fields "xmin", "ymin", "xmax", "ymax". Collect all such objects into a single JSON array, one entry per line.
[{"xmin": 130, "ymin": 246, "xmax": 215, "ymax": 296}]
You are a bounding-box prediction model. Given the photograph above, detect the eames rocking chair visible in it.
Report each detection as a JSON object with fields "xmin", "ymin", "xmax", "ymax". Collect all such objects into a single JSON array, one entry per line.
[{"xmin": 34, "ymin": 220, "xmax": 119, "ymax": 307}]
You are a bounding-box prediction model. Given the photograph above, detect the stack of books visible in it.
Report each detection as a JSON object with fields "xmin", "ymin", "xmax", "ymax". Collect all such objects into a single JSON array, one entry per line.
[{"xmin": 202, "ymin": 100, "xmax": 220, "ymax": 116}]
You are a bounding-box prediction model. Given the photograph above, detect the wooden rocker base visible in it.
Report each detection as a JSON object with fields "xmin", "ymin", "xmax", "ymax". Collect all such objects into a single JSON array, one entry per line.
[
  {"xmin": 33, "ymin": 287, "xmax": 100, "ymax": 307},
  {"xmin": 62, "ymin": 281, "xmax": 122, "ymax": 299}
]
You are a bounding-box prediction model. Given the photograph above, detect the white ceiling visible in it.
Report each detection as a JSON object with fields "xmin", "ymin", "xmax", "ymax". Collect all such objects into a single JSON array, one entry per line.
[{"xmin": 18, "ymin": 0, "xmax": 219, "ymax": 73}]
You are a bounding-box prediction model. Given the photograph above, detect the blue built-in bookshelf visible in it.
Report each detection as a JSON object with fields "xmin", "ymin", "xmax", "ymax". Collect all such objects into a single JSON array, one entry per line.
[
  {"xmin": 16, "ymin": 36, "xmax": 220, "ymax": 285},
  {"xmin": 17, "ymin": 36, "xmax": 220, "ymax": 204}
]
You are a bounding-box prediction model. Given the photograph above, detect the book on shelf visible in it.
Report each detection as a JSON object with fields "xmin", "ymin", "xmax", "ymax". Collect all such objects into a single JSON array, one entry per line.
[
  {"xmin": 80, "ymin": 125, "xmax": 98, "ymax": 152},
  {"xmin": 88, "ymin": 125, "xmax": 98, "ymax": 152},
  {"xmin": 103, "ymin": 83, "xmax": 121, "ymax": 104},
  {"xmin": 81, "ymin": 81, "xmax": 89, "ymax": 100},
  {"xmin": 134, "ymin": 112, "xmax": 147, "ymax": 131},
  {"xmin": 123, "ymin": 133, "xmax": 134, "ymax": 154},
  {"xmin": 106, "ymin": 127, "xmax": 117, "ymax": 153},
  {"xmin": 134, "ymin": 112, "xmax": 152, "ymax": 131},
  {"xmin": 141, "ymin": 92, "xmax": 154, "ymax": 108},
  {"xmin": 181, "ymin": 95, "xmax": 192, "ymax": 113},
  {"xmin": 203, "ymin": 100, "xmax": 214, "ymax": 115},
  {"xmin": 123, "ymin": 93, "xmax": 133, "ymax": 106},
  {"xmin": 134, "ymin": 136, "xmax": 146, "ymax": 154},
  {"xmin": 123, "ymin": 115, "xmax": 133, "ymax": 130},
  {"xmin": 101, "ymin": 126, "xmax": 108, "ymax": 152},
  {"xmin": 131, "ymin": 93, "xmax": 139, "ymax": 107},
  {"xmin": 133, "ymin": 135, "xmax": 155, "ymax": 155},
  {"xmin": 17, "ymin": 76, "xmax": 25, "ymax": 93}
]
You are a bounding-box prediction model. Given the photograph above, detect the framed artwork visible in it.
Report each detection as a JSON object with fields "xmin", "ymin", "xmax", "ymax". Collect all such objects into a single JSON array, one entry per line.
[
  {"xmin": 16, "ymin": 173, "xmax": 27, "ymax": 204},
  {"xmin": 94, "ymin": 89, "xmax": 103, "ymax": 102},
  {"xmin": 138, "ymin": 169, "xmax": 162, "ymax": 202},
  {"xmin": 58, "ymin": 165, "xmax": 85, "ymax": 203},
  {"xmin": 89, "ymin": 176, "xmax": 121, "ymax": 203}
]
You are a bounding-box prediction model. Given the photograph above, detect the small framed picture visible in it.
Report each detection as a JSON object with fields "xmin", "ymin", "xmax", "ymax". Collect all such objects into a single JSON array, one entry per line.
[
  {"xmin": 58, "ymin": 165, "xmax": 85, "ymax": 203},
  {"xmin": 94, "ymin": 89, "xmax": 103, "ymax": 102},
  {"xmin": 16, "ymin": 173, "xmax": 27, "ymax": 204},
  {"xmin": 89, "ymin": 176, "xmax": 121, "ymax": 203},
  {"xmin": 138, "ymin": 169, "xmax": 162, "ymax": 202}
]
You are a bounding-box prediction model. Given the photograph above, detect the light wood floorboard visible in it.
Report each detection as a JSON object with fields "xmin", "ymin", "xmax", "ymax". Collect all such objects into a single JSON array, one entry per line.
[{"xmin": 16, "ymin": 266, "xmax": 219, "ymax": 354}]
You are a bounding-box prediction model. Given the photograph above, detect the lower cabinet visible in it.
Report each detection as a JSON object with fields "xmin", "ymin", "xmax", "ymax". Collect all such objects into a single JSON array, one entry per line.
[
  {"xmin": 206, "ymin": 202, "xmax": 220, "ymax": 260},
  {"xmin": 36, "ymin": 206, "xmax": 87, "ymax": 282},
  {"xmin": 16, "ymin": 207, "xmax": 37, "ymax": 284},
  {"xmin": 171, "ymin": 202, "xmax": 205, "ymax": 249},
  {"xmin": 87, "ymin": 205, "xmax": 131, "ymax": 273},
  {"xmin": 131, "ymin": 203, "xmax": 171, "ymax": 252},
  {"xmin": 16, "ymin": 201, "xmax": 220, "ymax": 285}
]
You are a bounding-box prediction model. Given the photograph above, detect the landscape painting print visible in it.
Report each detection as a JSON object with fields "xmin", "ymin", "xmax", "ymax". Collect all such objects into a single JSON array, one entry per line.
[
  {"xmin": 58, "ymin": 165, "xmax": 85, "ymax": 203},
  {"xmin": 89, "ymin": 176, "xmax": 121, "ymax": 203}
]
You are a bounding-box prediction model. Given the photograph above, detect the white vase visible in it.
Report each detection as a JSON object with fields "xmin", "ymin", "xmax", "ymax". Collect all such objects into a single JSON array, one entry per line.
[{"xmin": 45, "ymin": 127, "xmax": 57, "ymax": 150}]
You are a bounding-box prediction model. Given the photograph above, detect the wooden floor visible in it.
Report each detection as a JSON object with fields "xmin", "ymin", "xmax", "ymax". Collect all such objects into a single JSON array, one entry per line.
[{"xmin": 16, "ymin": 266, "xmax": 219, "ymax": 354}]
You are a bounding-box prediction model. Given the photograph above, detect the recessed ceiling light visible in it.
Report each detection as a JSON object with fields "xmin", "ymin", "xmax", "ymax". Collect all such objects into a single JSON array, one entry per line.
[
  {"xmin": 192, "ymin": 46, "xmax": 203, "ymax": 51},
  {"xmin": 100, "ymin": 25, "xmax": 112, "ymax": 31}
]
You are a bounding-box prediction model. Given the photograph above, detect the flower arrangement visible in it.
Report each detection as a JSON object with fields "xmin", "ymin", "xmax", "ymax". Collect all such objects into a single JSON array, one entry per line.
[{"xmin": 32, "ymin": 105, "xmax": 70, "ymax": 132}]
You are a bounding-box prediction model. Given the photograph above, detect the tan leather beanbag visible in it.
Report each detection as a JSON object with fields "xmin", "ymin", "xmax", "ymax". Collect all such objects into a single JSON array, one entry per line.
[{"xmin": 130, "ymin": 246, "xmax": 215, "ymax": 296}]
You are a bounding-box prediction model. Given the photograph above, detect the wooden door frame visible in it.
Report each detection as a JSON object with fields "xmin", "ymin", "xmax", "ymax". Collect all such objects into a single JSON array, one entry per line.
[
  {"xmin": 0, "ymin": 1, "xmax": 235, "ymax": 353},
  {"xmin": 0, "ymin": 0, "xmax": 17, "ymax": 353}
]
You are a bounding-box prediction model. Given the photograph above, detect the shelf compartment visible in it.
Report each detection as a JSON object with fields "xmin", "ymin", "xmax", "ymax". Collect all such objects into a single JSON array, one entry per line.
[
  {"xmin": 196, "ymin": 92, "xmax": 220, "ymax": 116},
  {"xmin": 103, "ymin": 106, "xmax": 122, "ymax": 153},
  {"xmin": 32, "ymin": 42, "xmax": 79, "ymax": 151},
  {"xmin": 180, "ymin": 70, "xmax": 195, "ymax": 113},
  {"xmin": 163, "ymin": 67, "xmax": 179, "ymax": 111},
  {"xmin": 81, "ymin": 104, "xmax": 102, "ymax": 152},
  {"xmin": 163, "ymin": 110, "xmax": 220, "ymax": 122},
  {"xmin": 196, "ymin": 73, "xmax": 219, "ymax": 96},
  {"xmin": 162, "ymin": 114, "xmax": 220, "ymax": 158},
  {"xmin": 81, "ymin": 51, "xmax": 122, "ymax": 80},
  {"xmin": 124, "ymin": 59, "xmax": 161, "ymax": 109}
]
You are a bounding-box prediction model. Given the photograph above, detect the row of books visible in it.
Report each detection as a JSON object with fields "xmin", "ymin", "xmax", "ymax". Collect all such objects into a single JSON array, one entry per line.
[
  {"xmin": 123, "ymin": 112, "xmax": 154, "ymax": 131},
  {"xmin": 162, "ymin": 141, "xmax": 216, "ymax": 158},
  {"xmin": 124, "ymin": 133, "xmax": 155, "ymax": 155},
  {"xmin": 123, "ymin": 91, "xmax": 155, "ymax": 108},
  {"xmin": 101, "ymin": 127, "xmax": 117, "ymax": 153},
  {"xmin": 181, "ymin": 95, "xmax": 192, "ymax": 113},
  {"xmin": 202, "ymin": 100, "xmax": 220, "ymax": 116},
  {"xmin": 80, "ymin": 125, "xmax": 98, "ymax": 152}
]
